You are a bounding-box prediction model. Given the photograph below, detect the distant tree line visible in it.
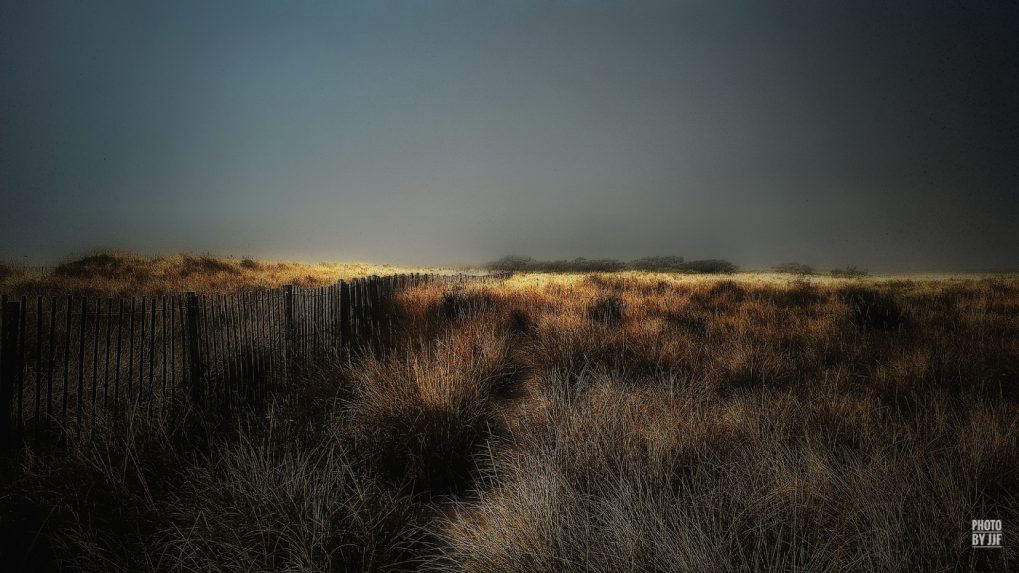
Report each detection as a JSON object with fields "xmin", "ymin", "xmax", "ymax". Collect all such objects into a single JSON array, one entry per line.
[
  {"xmin": 488, "ymin": 257, "xmax": 871, "ymax": 277},
  {"xmin": 771, "ymin": 262, "xmax": 815, "ymax": 275},
  {"xmin": 772, "ymin": 263, "xmax": 870, "ymax": 278},
  {"xmin": 487, "ymin": 256, "xmax": 737, "ymax": 274},
  {"xmin": 828, "ymin": 265, "xmax": 869, "ymax": 278}
]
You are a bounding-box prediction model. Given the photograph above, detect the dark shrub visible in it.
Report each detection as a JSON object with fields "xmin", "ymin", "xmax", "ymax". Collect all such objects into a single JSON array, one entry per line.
[
  {"xmin": 830, "ymin": 265, "xmax": 869, "ymax": 278},
  {"xmin": 487, "ymin": 255, "xmax": 534, "ymax": 271},
  {"xmin": 544, "ymin": 258, "xmax": 624, "ymax": 272},
  {"xmin": 627, "ymin": 256, "xmax": 686, "ymax": 271},
  {"xmin": 772, "ymin": 262, "xmax": 815, "ymax": 275},
  {"xmin": 487, "ymin": 256, "xmax": 741, "ymax": 274},
  {"xmin": 486, "ymin": 256, "xmax": 625, "ymax": 273},
  {"xmin": 587, "ymin": 294, "xmax": 626, "ymax": 325},
  {"xmin": 679, "ymin": 259, "xmax": 738, "ymax": 274},
  {"xmin": 578, "ymin": 258, "xmax": 624, "ymax": 272}
]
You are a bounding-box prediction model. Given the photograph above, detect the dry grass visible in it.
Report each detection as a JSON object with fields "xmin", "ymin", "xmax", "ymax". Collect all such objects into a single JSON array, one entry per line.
[
  {"xmin": 1, "ymin": 271, "xmax": 1017, "ymax": 571},
  {"xmin": 0, "ymin": 252, "xmax": 439, "ymax": 296}
]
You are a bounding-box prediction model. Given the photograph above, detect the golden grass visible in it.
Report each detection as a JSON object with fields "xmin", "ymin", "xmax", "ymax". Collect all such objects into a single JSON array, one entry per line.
[
  {"xmin": 390, "ymin": 273, "xmax": 1018, "ymax": 571},
  {"xmin": 1, "ymin": 270, "xmax": 1016, "ymax": 571},
  {"xmin": 0, "ymin": 252, "xmax": 443, "ymax": 296}
]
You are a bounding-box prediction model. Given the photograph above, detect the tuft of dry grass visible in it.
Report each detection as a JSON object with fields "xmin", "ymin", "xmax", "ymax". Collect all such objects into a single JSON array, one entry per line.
[
  {"xmin": 344, "ymin": 321, "xmax": 515, "ymax": 495},
  {"xmin": 159, "ymin": 433, "xmax": 428, "ymax": 571},
  {"xmin": 432, "ymin": 375, "xmax": 1018, "ymax": 572}
]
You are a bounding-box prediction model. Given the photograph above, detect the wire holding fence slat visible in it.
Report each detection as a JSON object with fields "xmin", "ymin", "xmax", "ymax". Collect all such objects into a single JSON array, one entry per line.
[{"xmin": 62, "ymin": 296, "xmax": 72, "ymax": 426}]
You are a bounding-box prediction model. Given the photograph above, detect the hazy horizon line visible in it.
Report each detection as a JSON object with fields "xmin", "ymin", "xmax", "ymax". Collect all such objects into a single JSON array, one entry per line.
[{"xmin": 3, "ymin": 248, "xmax": 1017, "ymax": 275}]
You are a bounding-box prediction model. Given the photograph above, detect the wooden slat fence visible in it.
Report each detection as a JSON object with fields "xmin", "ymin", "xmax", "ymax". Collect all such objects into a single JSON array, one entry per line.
[{"xmin": 0, "ymin": 271, "xmax": 509, "ymax": 445}]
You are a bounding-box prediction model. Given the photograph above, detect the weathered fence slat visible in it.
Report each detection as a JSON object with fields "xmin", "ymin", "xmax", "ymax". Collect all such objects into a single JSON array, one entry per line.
[
  {"xmin": 125, "ymin": 298, "xmax": 135, "ymax": 415},
  {"xmin": 61, "ymin": 297, "xmax": 71, "ymax": 426},
  {"xmin": 221, "ymin": 296, "xmax": 233, "ymax": 397},
  {"xmin": 185, "ymin": 293, "xmax": 203, "ymax": 404},
  {"xmin": 90, "ymin": 299, "xmax": 101, "ymax": 430},
  {"xmin": 217, "ymin": 296, "xmax": 229, "ymax": 405},
  {"xmin": 114, "ymin": 299, "xmax": 124, "ymax": 416},
  {"xmin": 34, "ymin": 297, "xmax": 42, "ymax": 440},
  {"xmin": 160, "ymin": 297, "xmax": 167, "ymax": 400},
  {"xmin": 46, "ymin": 297, "xmax": 56, "ymax": 421},
  {"xmin": 1, "ymin": 301, "xmax": 22, "ymax": 445},
  {"xmin": 340, "ymin": 281, "xmax": 351, "ymax": 350},
  {"xmin": 139, "ymin": 297, "xmax": 149, "ymax": 406},
  {"xmin": 75, "ymin": 297, "xmax": 87, "ymax": 437},
  {"xmin": 147, "ymin": 298, "xmax": 156, "ymax": 411},
  {"xmin": 103, "ymin": 299, "xmax": 113, "ymax": 411},
  {"xmin": 17, "ymin": 296, "xmax": 25, "ymax": 430}
]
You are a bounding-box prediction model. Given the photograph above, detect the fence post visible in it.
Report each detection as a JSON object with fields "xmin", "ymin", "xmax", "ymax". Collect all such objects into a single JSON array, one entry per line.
[
  {"xmin": 283, "ymin": 285, "xmax": 294, "ymax": 354},
  {"xmin": 385, "ymin": 276, "xmax": 394, "ymax": 346},
  {"xmin": 351, "ymin": 280, "xmax": 360, "ymax": 345},
  {"xmin": 339, "ymin": 281, "xmax": 351, "ymax": 349},
  {"xmin": 1, "ymin": 301, "xmax": 22, "ymax": 445},
  {"xmin": 184, "ymin": 292, "xmax": 203, "ymax": 404}
]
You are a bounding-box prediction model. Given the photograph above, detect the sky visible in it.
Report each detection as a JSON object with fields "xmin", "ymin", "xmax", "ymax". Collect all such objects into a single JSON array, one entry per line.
[{"xmin": 1, "ymin": 0, "xmax": 1017, "ymax": 271}]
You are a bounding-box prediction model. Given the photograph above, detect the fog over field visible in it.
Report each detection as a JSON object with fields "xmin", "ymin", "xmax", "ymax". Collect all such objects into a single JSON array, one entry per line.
[{"xmin": 1, "ymin": 1, "xmax": 1017, "ymax": 270}]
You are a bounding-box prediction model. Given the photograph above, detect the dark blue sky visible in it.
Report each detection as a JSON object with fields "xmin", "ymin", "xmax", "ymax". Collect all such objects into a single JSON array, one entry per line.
[{"xmin": 2, "ymin": 1, "xmax": 1017, "ymax": 270}]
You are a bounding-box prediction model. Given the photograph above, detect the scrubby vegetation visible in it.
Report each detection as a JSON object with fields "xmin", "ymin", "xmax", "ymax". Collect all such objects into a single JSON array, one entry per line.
[
  {"xmin": 830, "ymin": 264, "xmax": 870, "ymax": 278},
  {"xmin": 772, "ymin": 261, "xmax": 815, "ymax": 275},
  {"xmin": 0, "ymin": 252, "xmax": 433, "ymax": 296},
  {"xmin": 1, "ymin": 270, "xmax": 1017, "ymax": 571},
  {"xmin": 488, "ymin": 255, "xmax": 737, "ymax": 274}
]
